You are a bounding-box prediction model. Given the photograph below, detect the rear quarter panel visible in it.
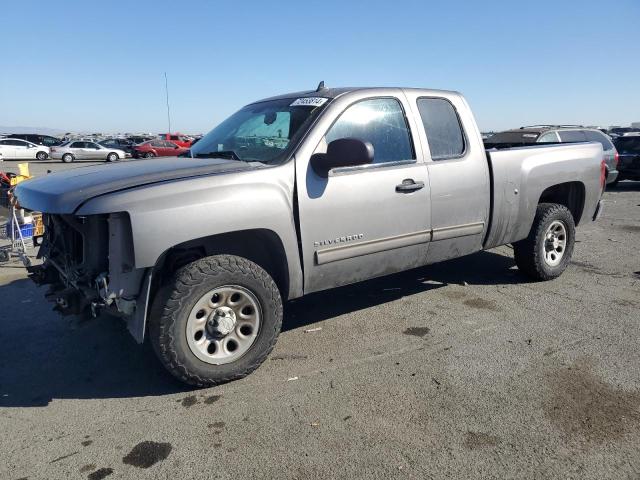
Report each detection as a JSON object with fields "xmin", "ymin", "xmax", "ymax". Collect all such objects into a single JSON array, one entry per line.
[{"xmin": 484, "ymin": 142, "xmax": 602, "ymax": 249}]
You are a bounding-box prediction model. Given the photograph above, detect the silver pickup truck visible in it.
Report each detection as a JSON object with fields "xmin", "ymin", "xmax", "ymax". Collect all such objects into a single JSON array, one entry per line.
[{"xmin": 16, "ymin": 86, "xmax": 605, "ymax": 386}]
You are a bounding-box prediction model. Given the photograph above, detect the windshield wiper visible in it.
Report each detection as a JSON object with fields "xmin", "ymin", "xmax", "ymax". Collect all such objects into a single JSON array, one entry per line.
[{"xmin": 194, "ymin": 150, "xmax": 240, "ymax": 160}]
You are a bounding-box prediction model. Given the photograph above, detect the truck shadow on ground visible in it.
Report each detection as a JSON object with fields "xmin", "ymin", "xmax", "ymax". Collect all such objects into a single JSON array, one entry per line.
[{"xmin": 0, "ymin": 249, "xmax": 519, "ymax": 407}]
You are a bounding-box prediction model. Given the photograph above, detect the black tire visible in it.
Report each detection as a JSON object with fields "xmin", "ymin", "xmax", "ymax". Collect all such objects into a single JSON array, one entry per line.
[
  {"xmin": 513, "ymin": 203, "xmax": 575, "ymax": 281},
  {"xmin": 149, "ymin": 254, "xmax": 283, "ymax": 387},
  {"xmin": 36, "ymin": 151, "xmax": 48, "ymax": 161},
  {"xmin": 144, "ymin": 152, "xmax": 155, "ymax": 158},
  {"xmin": 61, "ymin": 153, "xmax": 74, "ymax": 163},
  {"xmin": 0, "ymin": 249, "xmax": 9, "ymax": 263},
  {"xmin": 106, "ymin": 152, "xmax": 119, "ymax": 162}
]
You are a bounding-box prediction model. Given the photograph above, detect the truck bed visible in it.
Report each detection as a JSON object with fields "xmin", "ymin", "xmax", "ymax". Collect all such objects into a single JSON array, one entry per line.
[{"xmin": 483, "ymin": 142, "xmax": 603, "ymax": 249}]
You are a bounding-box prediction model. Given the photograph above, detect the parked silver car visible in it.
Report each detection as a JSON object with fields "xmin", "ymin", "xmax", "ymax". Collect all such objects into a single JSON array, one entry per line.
[{"xmin": 50, "ymin": 141, "xmax": 127, "ymax": 163}]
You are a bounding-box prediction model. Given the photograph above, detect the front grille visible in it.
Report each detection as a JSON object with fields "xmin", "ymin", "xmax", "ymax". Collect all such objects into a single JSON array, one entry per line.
[{"xmin": 43, "ymin": 214, "xmax": 108, "ymax": 285}]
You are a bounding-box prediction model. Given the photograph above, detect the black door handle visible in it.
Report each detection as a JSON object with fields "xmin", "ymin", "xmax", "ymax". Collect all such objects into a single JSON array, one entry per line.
[{"xmin": 396, "ymin": 179, "xmax": 425, "ymax": 193}]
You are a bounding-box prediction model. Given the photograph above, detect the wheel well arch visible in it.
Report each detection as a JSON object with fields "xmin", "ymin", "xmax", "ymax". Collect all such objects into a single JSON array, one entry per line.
[
  {"xmin": 152, "ymin": 228, "xmax": 290, "ymax": 298},
  {"xmin": 538, "ymin": 181, "xmax": 585, "ymax": 225}
]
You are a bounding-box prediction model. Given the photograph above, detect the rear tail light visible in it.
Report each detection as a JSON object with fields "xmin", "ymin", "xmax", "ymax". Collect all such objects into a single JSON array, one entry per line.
[
  {"xmin": 614, "ymin": 151, "xmax": 619, "ymax": 166},
  {"xmin": 600, "ymin": 159, "xmax": 606, "ymax": 190}
]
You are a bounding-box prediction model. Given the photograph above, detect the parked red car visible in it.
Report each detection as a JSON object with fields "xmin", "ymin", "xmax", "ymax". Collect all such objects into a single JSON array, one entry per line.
[
  {"xmin": 133, "ymin": 139, "xmax": 189, "ymax": 158},
  {"xmin": 158, "ymin": 133, "xmax": 192, "ymax": 148}
]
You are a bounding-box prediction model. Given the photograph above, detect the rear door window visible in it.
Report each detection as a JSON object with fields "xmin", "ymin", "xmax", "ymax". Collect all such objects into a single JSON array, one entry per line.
[
  {"xmin": 558, "ymin": 130, "xmax": 587, "ymax": 143},
  {"xmin": 325, "ymin": 97, "xmax": 414, "ymax": 164},
  {"xmin": 416, "ymin": 98, "xmax": 465, "ymax": 160},
  {"xmin": 584, "ymin": 130, "xmax": 613, "ymax": 151},
  {"xmin": 614, "ymin": 137, "xmax": 640, "ymax": 154}
]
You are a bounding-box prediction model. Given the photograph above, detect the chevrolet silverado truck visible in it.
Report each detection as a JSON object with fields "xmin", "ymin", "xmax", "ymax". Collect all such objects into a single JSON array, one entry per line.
[{"xmin": 15, "ymin": 86, "xmax": 606, "ymax": 386}]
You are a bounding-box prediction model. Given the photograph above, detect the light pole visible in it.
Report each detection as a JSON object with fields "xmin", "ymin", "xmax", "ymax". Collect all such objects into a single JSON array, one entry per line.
[{"xmin": 164, "ymin": 72, "xmax": 172, "ymax": 133}]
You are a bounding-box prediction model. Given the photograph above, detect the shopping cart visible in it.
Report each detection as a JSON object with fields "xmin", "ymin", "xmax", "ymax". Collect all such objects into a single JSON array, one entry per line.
[
  {"xmin": 0, "ymin": 207, "xmax": 34, "ymax": 266},
  {"xmin": 0, "ymin": 164, "xmax": 43, "ymax": 266}
]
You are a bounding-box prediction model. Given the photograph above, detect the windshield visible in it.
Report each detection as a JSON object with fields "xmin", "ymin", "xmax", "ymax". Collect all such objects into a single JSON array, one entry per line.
[
  {"xmin": 190, "ymin": 97, "xmax": 329, "ymax": 163},
  {"xmin": 614, "ymin": 137, "xmax": 640, "ymax": 154}
]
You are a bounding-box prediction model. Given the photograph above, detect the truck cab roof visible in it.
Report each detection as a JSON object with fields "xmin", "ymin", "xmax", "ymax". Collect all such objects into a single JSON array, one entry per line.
[{"xmin": 252, "ymin": 86, "xmax": 461, "ymax": 104}]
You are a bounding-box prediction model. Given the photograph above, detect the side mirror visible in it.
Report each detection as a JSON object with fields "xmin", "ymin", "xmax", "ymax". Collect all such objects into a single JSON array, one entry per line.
[{"xmin": 310, "ymin": 138, "xmax": 374, "ymax": 177}]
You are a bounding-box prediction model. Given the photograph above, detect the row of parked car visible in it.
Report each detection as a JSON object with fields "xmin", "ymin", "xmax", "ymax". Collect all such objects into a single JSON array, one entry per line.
[
  {"xmin": 0, "ymin": 133, "xmax": 196, "ymax": 162},
  {"xmin": 484, "ymin": 125, "xmax": 640, "ymax": 185},
  {"xmin": 1, "ymin": 126, "xmax": 638, "ymax": 185}
]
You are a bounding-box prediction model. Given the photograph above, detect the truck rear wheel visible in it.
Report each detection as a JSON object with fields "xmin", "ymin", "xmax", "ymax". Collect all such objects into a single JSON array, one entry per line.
[
  {"xmin": 149, "ymin": 254, "xmax": 282, "ymax": 387},
  {"xmin": 513, "ymin": 203, "xmax": 575, "ymax": 281}
]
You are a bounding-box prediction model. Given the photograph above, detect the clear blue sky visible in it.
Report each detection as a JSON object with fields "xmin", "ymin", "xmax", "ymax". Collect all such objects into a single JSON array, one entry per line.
[{"xmin": 1, "ymin": 0, "xmax": 639, "ymax": 133}]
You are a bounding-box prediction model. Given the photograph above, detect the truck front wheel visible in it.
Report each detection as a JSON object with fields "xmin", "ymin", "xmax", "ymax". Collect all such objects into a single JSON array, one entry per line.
[
  {"xmin": 513, "ymin": 203, "xmax": 575, "ymax": 281},
  {"xmin": 149, "ymin": 254, "xmax": 283, "ymax": 386}
]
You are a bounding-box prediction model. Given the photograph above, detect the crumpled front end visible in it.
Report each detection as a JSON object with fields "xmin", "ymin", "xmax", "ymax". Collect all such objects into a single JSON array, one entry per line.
[{"xmin": 28, "ymin": 212, "xmax": 151, "ymax": 342}]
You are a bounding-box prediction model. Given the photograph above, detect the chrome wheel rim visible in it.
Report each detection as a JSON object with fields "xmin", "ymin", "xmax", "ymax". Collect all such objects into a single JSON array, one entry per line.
[
  {"xmin": 543, "ymin": 220, "xmax": 567, "ymax": 267},
  {"xmin": 186, "ymin": 285, "xmax": 261, "ymax": 365}
]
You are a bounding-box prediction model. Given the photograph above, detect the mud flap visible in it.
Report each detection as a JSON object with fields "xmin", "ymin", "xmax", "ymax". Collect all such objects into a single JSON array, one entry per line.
[
  {"xmin": 127, "ymin": 270, "xmax": 153, "ymax": 344},
  {"xmin": 593, "ymin": 200, "xmax": 604, "ymax": 221}
]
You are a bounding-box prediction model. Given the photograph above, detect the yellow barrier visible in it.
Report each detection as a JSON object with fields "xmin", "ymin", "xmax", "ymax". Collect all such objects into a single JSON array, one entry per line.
[{"xmin": 9, "ymin": 163, "xmax": 31, "ymax": 186}]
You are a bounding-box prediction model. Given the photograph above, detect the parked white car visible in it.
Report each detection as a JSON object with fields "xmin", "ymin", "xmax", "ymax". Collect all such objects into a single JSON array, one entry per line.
[
  {"xmin": 0, "ymin": 138, "xmax": 50, "ymax": 160},
  {"xmin": 50, "ymin": 141, "xmax": 127, "ymax": 163}
]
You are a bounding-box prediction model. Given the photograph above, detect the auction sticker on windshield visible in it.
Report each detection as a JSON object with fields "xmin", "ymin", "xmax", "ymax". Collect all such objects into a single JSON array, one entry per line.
[{"xmin": 290, "ymin": 97, "xmax": 328, "ymax": 107}]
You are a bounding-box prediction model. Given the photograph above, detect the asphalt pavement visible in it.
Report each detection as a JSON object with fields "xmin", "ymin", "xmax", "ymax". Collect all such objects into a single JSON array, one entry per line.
[{"xmin": 1, "ymin": 159, "xmax": 639, "ymax": 479}]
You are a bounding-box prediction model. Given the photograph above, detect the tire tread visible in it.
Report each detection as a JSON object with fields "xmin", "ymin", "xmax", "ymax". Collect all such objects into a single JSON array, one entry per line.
[
  {"xmin": 149, "ymin": 254, "xmax": 282, "ymax": 387},
  {"xmin": 513, "ymin": 203, "xmax": 575, "ymax": 281}
]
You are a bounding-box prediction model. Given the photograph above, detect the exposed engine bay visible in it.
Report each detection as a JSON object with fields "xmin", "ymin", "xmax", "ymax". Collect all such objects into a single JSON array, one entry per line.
[{"xmin": 27, "ymin": 213, "xmax": 151, "ymax": 342}]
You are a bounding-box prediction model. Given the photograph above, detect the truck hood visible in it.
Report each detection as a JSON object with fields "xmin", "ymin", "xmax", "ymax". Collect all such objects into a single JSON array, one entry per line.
[{"xmin": 15, "ymin": 157, "xmax": 261, "ymax": 214}]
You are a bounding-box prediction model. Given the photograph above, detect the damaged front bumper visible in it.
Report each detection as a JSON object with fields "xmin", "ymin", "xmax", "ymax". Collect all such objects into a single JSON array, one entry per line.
[{"xmin": 28, "ymin": 213, "xmax": 152, "ymax": 343}]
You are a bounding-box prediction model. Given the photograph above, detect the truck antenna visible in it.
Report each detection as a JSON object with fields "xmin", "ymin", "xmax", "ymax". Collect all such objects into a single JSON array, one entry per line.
[{"xmin": 316, "ymin": 81, "xmax": 326, "ymax": 92}]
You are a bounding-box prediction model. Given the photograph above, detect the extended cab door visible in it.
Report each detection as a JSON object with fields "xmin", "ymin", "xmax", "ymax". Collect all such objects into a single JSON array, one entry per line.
[
  {"xmin": 404, "ymin": 91, "xmax": 490, "ymax": 263},
  {"xmin": 295, "ymin": 91, "xmax": 431, "ymax": 293}
]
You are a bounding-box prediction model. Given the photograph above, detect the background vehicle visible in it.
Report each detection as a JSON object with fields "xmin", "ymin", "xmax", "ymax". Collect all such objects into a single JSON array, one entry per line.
[
  {"xmin": 99, "ymin": 138, "xmax": 135, "ymax": 156},
  {"xmin": 612, "ymin": 136, "xmax": 640, "ymax": 184},
  {"xmin": 6, "ymin": 133, "xmax": 63, "ymax": 147},
  {"xmin": 50, "ymin": 141, "xmax": 126, "ymax": 162},
  {"xmin": 0, "ymin": 138, "xmax": 49, "ymax": 160},
  {"xmin": 133, "ymin": 139, "xmax": 188, "ymax": 158},
  {"xmin": 127, "ymin": 135, "xmax": 154, "ymax": 144},
  {"xmin": 157, "ymin": 133, "xmax": 192, "ymax": 148},
  {"xmin": 16, "ymin": 87, "xmax": 605, "ymax": 387},
  {"xmin": 608, "ymin": 127, "xmax": 640, "ymax": 138},
  {"xmin": 485, "ymin": 126, "xmax": 619, "ymax": 184}
]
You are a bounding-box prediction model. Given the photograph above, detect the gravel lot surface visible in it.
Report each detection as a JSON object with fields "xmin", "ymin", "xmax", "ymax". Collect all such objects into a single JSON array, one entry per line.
[{"xmin": 1, "ymin": 159, "xmax": 639, "ymax": 479}]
